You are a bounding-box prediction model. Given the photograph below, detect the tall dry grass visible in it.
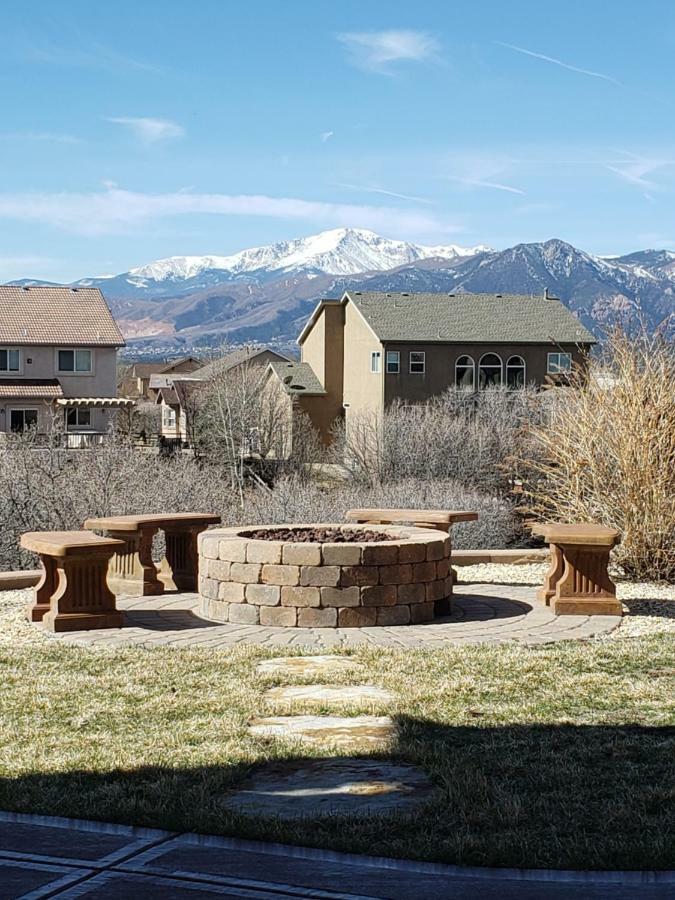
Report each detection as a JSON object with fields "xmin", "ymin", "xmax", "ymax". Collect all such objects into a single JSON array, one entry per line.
[{"xmin": 520, "ymin": 330, "xmax": 675, "ymax": 581}]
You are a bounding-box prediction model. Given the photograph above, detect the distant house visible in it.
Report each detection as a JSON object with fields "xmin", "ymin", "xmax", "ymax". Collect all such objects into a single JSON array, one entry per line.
[
  {"xmin": 0, "ymin": 285, "xmax": 132, "ymax": 445},
  {"xmin": 266, "ymin": 290, "xmax": 596, "ymax": 447},
  {"xmin": 119, "ymin": 356, "xmax": 202, "ymax": 401},
  {"xmin": 155, "ymin": 345, "xmax": 292, "ymax": 444}
]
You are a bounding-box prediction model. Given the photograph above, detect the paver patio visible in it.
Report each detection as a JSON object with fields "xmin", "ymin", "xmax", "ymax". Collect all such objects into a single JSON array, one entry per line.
[{"xmin": 40, "ymin": 582, "xmax": 622, "ymax": 649}]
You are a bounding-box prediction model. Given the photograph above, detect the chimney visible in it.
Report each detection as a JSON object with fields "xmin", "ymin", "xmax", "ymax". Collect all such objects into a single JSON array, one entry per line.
[{"xmin": 543, "ymin": 286, "xmax": 550, "ymax": 299}]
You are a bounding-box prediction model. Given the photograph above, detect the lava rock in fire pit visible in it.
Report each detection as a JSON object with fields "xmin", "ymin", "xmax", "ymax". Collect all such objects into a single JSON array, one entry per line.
[{"xmin": 244, "ymin": 527, "xmax": 396, "ymax": 543}]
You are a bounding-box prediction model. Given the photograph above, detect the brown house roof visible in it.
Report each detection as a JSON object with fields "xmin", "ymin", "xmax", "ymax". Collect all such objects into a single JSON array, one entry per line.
[
  {"xmin": 0, "ymin": 286, "xmax": 125, "ymax": 347},
  {"xmin": 0, "ymin": 378, "xmax": 64, "ymax": 399}
]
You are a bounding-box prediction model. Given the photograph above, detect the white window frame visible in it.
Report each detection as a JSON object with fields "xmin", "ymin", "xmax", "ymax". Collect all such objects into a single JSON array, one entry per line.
[
  {"xmin": 9, "ymin": 407, "xmax": 38, "ymax": 432},
  {"xmin": 370, "ymin": 351, "xmax": 382, "ymax": 374},
  {"xmin": 455, "ymin": 355, "xmax": 475, "ymax": 390},
  {"xmin": 409, "ymin": 351, "xmax": 426, "ymax": 374},
  {"xmin": 163, "ymin": 405, "xmax": 177, "ymax": 428},
  {"xmin": 65, "ymin": 407, "xmax": 92, "ymax": 429},
  {"xmin": 57, "ymin": 348, "xmax": 93, "ymax": 374},
  {"xmin": 386, "ymin": 350, "xmax": 400, "ymax": 374},
  {"xmin": 0, "ymin": 347, "xmax": 21, "ymax": 373},
  {"xmin": 547, "ymin": 352, "xmax": 572, "ymax": 374},
  {"xmin": 478, "ymin": 353, "xmax": 503, "ymax": 389},
  {"xmin": 506, "ymin": 355, "xmax": 526, "ymax": 389}
]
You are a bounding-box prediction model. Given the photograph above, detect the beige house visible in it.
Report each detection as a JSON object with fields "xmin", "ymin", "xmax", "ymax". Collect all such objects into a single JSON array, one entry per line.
[
  {"xmin": 155, "ymin": 345, "xmax": 292, "ymax": 444},
  {"xmin": 267, "ymin": 290, "xmax": 596, "ymax": 446},
  {"xmin": 0, "ymin": 285, "xmax": 131, "ymax": 445},
  {"xmin": 119, "ymin": 356, "xmax": 202, "ymax": 401}
]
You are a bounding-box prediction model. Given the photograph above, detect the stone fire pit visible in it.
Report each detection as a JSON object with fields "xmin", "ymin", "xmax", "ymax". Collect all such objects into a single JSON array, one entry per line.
[{"xmin": 198, "ymin": 524, "xmax": 452, "ymax": 627}]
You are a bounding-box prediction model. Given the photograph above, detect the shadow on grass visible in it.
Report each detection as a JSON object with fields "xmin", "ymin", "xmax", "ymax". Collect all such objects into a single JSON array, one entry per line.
[{"xmin": 1, "ymin": 719, "xmax": 673, "ymax": 871}]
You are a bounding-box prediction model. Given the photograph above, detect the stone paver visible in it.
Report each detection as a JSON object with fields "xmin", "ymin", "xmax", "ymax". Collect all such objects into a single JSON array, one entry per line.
[
  {"xmin": 257, "ymin": 655, "xmax": 359, "ymax": 677},
  {"xmin": 1, "ymin": 811, "xmax": 673, "ymax": 899},
  {"xmin": 42, "ymin": 583, "xmax": 622, "ymax": 650},
  {"xmin": 265, "ymin": 684, "xmax": 395, "ymax": 709},
  {"xmin": 221, "ymin": 757, "xmax": 434, "ymax": 819},
  {"xmin": 248, "ymin": 714, "xmax": 396, "ymax": 749}
]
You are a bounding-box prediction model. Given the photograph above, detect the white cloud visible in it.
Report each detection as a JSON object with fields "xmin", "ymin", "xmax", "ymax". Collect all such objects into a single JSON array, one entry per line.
[
  {"xmin": 495, "ymin": 42, "xmax": 621, "ymax": 86},
  {"xmin": 446, "ymin": 175, "xmax": 525, "ymax": 195},
  {"xmin": 0, "ymin": 187, "xmax": 458, "ymax": 237},
  {"xmin": 321, "ymin": 131, "xmax": 334, "ymax": 142},
  {"xmin": 605, "ymin": 150, "xmax": 675, "ymax": 190},
  {"xmin": 0, "ymin": 131, "xmax": 79, "ymax": 144},
  {"xmin": 106, "ymin": 117, "xmax": 185, "ymax": 144},
  {"xmin": 0, "ymin": 255, "xmax": 59, "ymax": 279},
  {"xmin": 335, "ymin": 182, "xmax": 435, "ymax": 204},
  {"xmin": 337, "ymin": 30, "xmax": 439, "ymax": 73}
]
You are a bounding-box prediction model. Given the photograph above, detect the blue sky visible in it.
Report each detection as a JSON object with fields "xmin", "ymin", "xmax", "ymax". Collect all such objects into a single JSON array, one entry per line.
[{"xmin": 1, "ymin": 0, "xmax": 674, "ymax": 281}]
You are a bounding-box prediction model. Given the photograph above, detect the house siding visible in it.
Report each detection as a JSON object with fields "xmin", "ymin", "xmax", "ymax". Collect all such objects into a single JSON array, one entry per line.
[{"xmin": 342, "ymin": 301, "xmax": 383, "ymax": 432}]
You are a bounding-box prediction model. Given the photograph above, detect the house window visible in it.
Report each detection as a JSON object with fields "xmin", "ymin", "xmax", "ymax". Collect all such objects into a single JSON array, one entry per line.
[
  {"xmin": 409, "ymin": 351, "xmax": 425, "ymax": 374},
  {"xmin": 478, "ymin": 353, "xmax": 502, "ymax": 388},
  {"xmin": 58, "ymin": 349, "xmax": 92, "ymax": 373},
  {"xmin": 547, "ymin": 352, "xmax": 572, "ymax": 374},
  {"xmin": 370, "ymin": 351, "xmax": 381, "ymax": 373},
  {"xmin": 163, "ymin": 405, "xmax": 177, "ymax": 428},
  {"xmin": 9, "ymin": 409, "xmax": 38, "ymax": 432},
  {"xmin": 455, "ymin": 355, "xmax": 475, "ymax": 390},
  {"xmin": 386, "ymin": 351, "xmax": 400, "ymax": 374},
  {"xmin": 0, "ymin": 348, "xmax": 20, "ymax": 372},
  {"xmin": 66, "ymin": 408, "xmax": 92, "ymax": 428},
  {"xmin": 506, "ymin": 355, "xmax": 526, "ymax": 388}
]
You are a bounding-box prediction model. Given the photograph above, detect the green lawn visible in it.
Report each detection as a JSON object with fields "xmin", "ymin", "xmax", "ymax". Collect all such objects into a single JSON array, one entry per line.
[{"xmin": 0, "ymin": 592, "xmax": 673, "ymax": 871}]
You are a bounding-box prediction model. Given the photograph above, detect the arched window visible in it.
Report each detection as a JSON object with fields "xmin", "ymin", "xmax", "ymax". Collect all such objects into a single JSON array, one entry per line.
[
  {"xmin": 506, "ymin": 355, "xmax": 526, "ymax": 389},
  {"xmin": 455, "ymin": 355, "xmax": 475, "ymax": 390},
  {"xmin": 478, "ymin": 353, "xmax": 502, "ymax": 389}
]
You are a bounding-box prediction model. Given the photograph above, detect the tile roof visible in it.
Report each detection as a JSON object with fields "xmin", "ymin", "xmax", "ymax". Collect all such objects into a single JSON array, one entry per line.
[
  {"xmin": 268, "ymin": 360, "xmax": 326, "ymax": 395},
  {"xmin": 0, "ymin": 286, "xmax": 124, "ymax": 346},
  {"xmin": 346, "ymin": 291, "xmax": 597, "ymax": 345},
  {"xmin": 0, "ymin": 378, "xmax": 64, "ymax": 399}
]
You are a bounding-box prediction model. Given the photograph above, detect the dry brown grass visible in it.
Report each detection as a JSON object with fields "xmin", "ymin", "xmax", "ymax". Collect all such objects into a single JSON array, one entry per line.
[{"xmin": 520, "ymin": 330, "xmax": 675, "ymax": 581}]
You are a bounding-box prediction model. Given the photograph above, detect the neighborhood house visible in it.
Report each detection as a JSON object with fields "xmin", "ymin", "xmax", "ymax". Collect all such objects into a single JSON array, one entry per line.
[
  {"xmin": 0, "ymin": 285, "xmax": 131, "ymax": 444},
  {"xmin": 266, "ymin": 290, "xmax": 597, "ymax": 447}
]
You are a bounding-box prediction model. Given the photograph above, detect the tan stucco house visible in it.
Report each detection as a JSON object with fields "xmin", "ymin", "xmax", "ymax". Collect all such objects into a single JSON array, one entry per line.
[
  {"xmin": 267, "ymin": 290, "xmax": 596, "ymax": 446},
  {"xmin": 155, "ymin": 345, "xmax": 292, "ymax": 444},
  {"xmin": 0, "ymin": 285, "xmax": 131, "ymax": 444},
  {"xmin": 119, "ymin": 356, "xmax": 203, "ymax": 401}
]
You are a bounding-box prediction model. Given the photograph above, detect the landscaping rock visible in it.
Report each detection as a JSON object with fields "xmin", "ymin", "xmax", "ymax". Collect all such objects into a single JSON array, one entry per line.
[
  {"xmin": 256, "ymin": 655, "xmax": 359, "ymax": 678},
  {"xmin": 221, "ymin": 758, "xmax": 435, "ymax": 819},
  {"xmin": 264, "ymin": 684, "xmax": 395, "ymax": 709},
  {"xmin": 247, "ymin": 714, "xmax": 395, "ymax": 749}
]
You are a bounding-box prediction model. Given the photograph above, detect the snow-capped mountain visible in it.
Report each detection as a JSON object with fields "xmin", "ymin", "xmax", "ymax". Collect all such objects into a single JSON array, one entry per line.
[
  {"xmin": 124, "ymin": 228, "xmax": 490, "ymax": 283},
  {"xmin": 8, "ymin": 230, "xmax": 674, "ymax": 348}
]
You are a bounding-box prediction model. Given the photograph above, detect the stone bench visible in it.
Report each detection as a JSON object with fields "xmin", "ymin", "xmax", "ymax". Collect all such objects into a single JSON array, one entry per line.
[
  {"xmin": 345, "ymin": 508, "xmax": 478, "ymax": 606},
  {"xmin": 21, "ymin": 531, "xmax": 125, "ymax": 632},
  {"xmin": 84, "ymin": 513, "xmax": 221, "ymax": 597},
  {"xmin": 531, "ymin": 523, "xmax": 622, "ymax": 616}
]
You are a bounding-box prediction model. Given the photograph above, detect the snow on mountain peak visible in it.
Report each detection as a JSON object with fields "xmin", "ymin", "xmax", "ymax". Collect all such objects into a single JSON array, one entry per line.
[{"xmin": 127, "ymin": 228, "xmax": 490, "ymax": 282}]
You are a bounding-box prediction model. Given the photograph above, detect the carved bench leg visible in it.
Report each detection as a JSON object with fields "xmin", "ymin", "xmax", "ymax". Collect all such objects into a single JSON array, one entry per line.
[
  {"xmin": 537, "ymin": 543, "xmax": 563, "ymax": 605},
  {"xmin": 106, "ymin": 527, "xmax": 164, "ymax": 597},
  {"xmin": 552, "ymin": 544, "xmax": 623, "ymax": 616},
  {"xmin": 42, "ymin": 549, "xmax": 123, "ymax": 632},
  {"xmin": 159, "ymin": 525, "xmax": 203, "ymax": 591},
  {"xmin": 26, "ymin": 555, "xmax": 57, "ymax": 622}
]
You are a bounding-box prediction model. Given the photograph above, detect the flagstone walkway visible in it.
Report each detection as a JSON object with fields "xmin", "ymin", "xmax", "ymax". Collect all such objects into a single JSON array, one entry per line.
[{"xmin": 42, "ymin": 582, "xmax": 622, "ymax": 649}]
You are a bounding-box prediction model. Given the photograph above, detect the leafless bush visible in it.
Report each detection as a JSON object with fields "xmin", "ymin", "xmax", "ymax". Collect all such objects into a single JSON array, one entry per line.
[
  {"xmin": 519, "ymin": 329, "xmax": 675, "ymax": 581},
  {"xmin": 333, "ymin": 387, "xmax": 543, "ymax": 492},
  {"xmin": 242, "ymin": 475, "xmax": 521, "ymax": 549}
]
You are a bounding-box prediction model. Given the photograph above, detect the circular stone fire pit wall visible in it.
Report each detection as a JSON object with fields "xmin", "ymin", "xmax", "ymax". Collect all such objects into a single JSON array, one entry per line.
[{"xmin": 198, "ymin": 524, "xmax": 452, "ymax": 627}]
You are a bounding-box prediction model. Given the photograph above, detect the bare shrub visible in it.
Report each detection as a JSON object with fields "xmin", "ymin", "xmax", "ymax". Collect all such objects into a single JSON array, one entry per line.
[
  {"xmin": 519, "ymin": 330, "xmax": 675, "ymax": 581},
  {"xmin": 242, "ymin": 475, "xmax": 520, "ymax": 549},
  {"xmin": 334, "ymin": 387, "xmax": 543, "ymax": 492}
]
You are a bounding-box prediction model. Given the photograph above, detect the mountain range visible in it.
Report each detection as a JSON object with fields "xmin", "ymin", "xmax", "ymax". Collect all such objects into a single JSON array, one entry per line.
[{"xmin": 10, "ymin": 227, "xmax": 674, "ymax": 352}]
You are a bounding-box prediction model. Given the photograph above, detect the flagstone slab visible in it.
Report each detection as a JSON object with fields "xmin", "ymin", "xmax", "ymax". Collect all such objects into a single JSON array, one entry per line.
[
  {"xmin": 264, "ymin": 684, "xmax": 395, "ymax": 709},
  {"xmin": 222, "ymin": 757, "xmax": 434, "ymax": 819},
  {"xmin": 256, "ymin": 655, "xmax": 358, "ymax": 678},
  {"xmin": 248, "ymin": 714, "xmax": 395, "ymax": 749}
]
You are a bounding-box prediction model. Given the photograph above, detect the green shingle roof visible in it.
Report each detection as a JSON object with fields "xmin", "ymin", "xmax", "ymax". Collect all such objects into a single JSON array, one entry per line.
[
  {"xmin": 269, "ymin": 360, "xmax": 326, "ymax": 395},
  {"xmin": 346, "ymin": 291, "xmax": 596, "ymax": 345}
]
